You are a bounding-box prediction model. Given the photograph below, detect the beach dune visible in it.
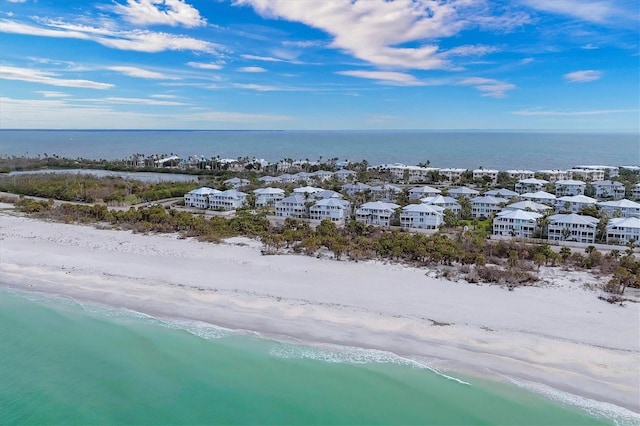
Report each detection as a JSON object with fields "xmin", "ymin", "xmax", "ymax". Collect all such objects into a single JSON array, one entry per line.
[{"xmin": 1, "ymin": 211, "xmax": 638, "ymax": 413}]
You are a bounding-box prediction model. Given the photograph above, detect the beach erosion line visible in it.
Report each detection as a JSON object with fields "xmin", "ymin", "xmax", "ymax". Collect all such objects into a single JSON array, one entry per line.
[{"xmin": 1, "ymin": 211, "xmax": 639, "ymax": 418}]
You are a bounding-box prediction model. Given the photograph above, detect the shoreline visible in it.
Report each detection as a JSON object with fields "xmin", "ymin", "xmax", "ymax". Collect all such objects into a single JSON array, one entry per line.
[{"xmin": 1, "ymin": 211, "xmax": 639, "ymax": 416}]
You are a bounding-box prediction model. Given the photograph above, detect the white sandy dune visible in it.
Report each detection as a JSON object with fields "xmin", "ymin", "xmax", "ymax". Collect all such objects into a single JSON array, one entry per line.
[{"xmin": 1, "ymin": 210, "xmax": 638, "ymax": 415}]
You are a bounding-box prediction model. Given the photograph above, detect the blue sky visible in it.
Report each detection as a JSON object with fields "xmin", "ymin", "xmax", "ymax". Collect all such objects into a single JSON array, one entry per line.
[{"xmin": 0, "ymin": 0, "xmax": 638, "ymax": 130}]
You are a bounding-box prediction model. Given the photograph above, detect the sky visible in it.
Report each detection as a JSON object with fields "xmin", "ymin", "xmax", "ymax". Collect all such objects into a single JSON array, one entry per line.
[{"xmin": 0, "ymin": 0, "xmax": 638, "ymax": 131}]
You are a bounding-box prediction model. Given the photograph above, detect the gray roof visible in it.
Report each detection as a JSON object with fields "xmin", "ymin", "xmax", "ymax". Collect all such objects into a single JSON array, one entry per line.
[{"xmin": 549, "ymin": 213, "xmax": 599, "ymax": 226}]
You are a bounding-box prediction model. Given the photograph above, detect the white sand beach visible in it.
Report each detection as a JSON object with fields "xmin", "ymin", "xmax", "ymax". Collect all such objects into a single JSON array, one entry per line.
[{"xmin": 1, "ymin": 208, "xmax": 638, "ymax": 414}]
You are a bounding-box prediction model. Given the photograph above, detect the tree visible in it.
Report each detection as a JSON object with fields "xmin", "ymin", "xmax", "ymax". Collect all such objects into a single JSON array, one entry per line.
[{"xmin": 559, "ymin": 246, "xmax": 572, "ymax": 263}]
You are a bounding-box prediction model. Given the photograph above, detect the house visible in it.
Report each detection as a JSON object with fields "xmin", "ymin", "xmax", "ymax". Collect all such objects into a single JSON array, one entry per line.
[
  {"xmin": 448, "ymin": 186, "xmax": 480, "ymax": 199},
  {"xmin": 598, "ymin": 199, "xmax": 640, "ymax": 218},
  {"xmin": 278, "ymin": 173, "xmax": 300, "ymax": 184},
  {"xmin": 492, "ymin": 209, "xmax": 542, "ymax": 238},
  {"xmin": 503, "ymin": 200, "xmax": 553, "ymax": 214},
  {"xmin": 342, "ymin": 182, "xmax": 371, "ymax": 197},
  {"xmin": 311, "ymin": 170, "xmax": 335, "ymax": 182},
  {"xmin": 370, "ymin": 184, "xmax": 403, "ymax": 201},
  {"xmin": 408, "ymin": 185, "xmax": 441, "ymax": 200},
  {"xmin": 556, "ymin": 195, "xmax": 597, "ymax": 213},
  {"xmin": 421, "ymin": 195, "xmax": 461, "ymax": 217},
  {"xmin": 569, "ymin": 168, "xmax": 605, "ymax": 182},
  {"xmin": 355, "ymin": 201, "xmax": 400, "ymax": 227},
  {"xmin": 576, "ymin": 165, "xmax": 619, "ymax": 179},
  {"xmin": 274, "ymin": 194, "xmax": 308, "ymax": 218},
  {"xmin": 547, "ymin": 213, "xmax": 598, "ymax": 243},
  {"xmin": 258, "ymin": 175, "xmax": 282, "ymax": 185},
  {"xmin": 506, "ymin": 170, "xmax": 535, "ymax": 180},
  {"xmin": 309, "ymin": 198, "xmax": 350, "ymax": 223},
  {"xmin": 209, "ymin": 189, "xmax": 248, "ymax": 211},
  {"xmin": 484, "ymin": 188, "xmax": 519, "ymax": 199},
  {"xmin": 555, "ymin": 179, "xmax": 586, "ymax": 197},
  {"xmin": 537, "ymin": 170, "xmax": 569, "ymax": 182},
  {"xmin": 439, "ymin": 168, "xmax": 467, "ymax": 183},
  {"xmin": 515, "ymin": 178, "xmax": 549, "ymax": 194},
  {"xmin": 293, "ymin": 185, "xmax": 323, "ymax": 195},
  {"xmin": 223, "ymin": 177, "xmax": 250, "ymax": 189},
  {"xmin": 253, "ymin": 187, "xmax": 285, "ymax": 208},
  {"xmin": 313, "ymin": 189, "xmax": 344, "ymax": 200},
  {"xmin": 334, "ymin": 169, "xmax": 357, "ymax": 181},
  {"xmin": 520, "ymin": 191, "xmax": 556, "ymax": 204},
  {"xmin": 632, "ymin": 184, "xmax": 640, "ymax": 200},
  {"xmin": 400, "ymin": 204, "xmax": 444, "ymax": 230},
  {"xmin": 591, "ymin": 180, "xmax": 625, "ymax": 200},
  {"xmin": 470, "ymin": 195, "xmax": 508, "ymax": 218},
  {"xmin": 606, "ymin": 217, "xmax": 640, "ymax": 245},
  {"xmin": 184, "ymin": 187, "xmax": 220, "ymax": 209},
  {"xmin": 386, "ymin": 164, "xmax": 439, "ymax": 183},
  {"xmin": 472, "ymin": 169, "xmax": 499, "ymax": 183}
]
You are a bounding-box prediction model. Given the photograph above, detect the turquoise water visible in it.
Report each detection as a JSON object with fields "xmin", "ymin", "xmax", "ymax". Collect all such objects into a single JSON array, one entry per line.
[
  {"xmin": 1, "ymin": 130, "xmax": 638, "ymax": 169},
  {"xmin": 0, "ymin": 289, "xmax": 628, "ymax": 425}
]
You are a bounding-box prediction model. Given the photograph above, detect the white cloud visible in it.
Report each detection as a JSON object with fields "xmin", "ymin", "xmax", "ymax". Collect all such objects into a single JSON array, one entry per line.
[
  {"xmin": 100, "ymin": 97, "xmax": 187, "ymax": 106},
  {"xmin": 241, "ymin": 54, "xmax": 286, "ymax": 63},
  {"xmin": 112, "ymin": 0, "xmax": 206, "ymax": 28},
  {"xmin": 151, "ymin": 94, "xmax": 177, "ymax": 98},
  {"xmin": 36, "ymin": 91, "xmax": 70, "ymax": 97},
  {"xmin": 236, "ymin": 0, "xmax": 521, "ymax": 70},
  {"xmin": 108, "ymin": 66, "xmax": 179, "ymax": 79},
  {"xmin": 512, "ymin": 108, "xmax": 638, "ymax": 116},
  {"xmin": 232, "ymin": 83, "xmax": 278, "ymax": 91},
  {"xmin": 237, "ymin": 66, "xmax": 266, "ymax": 73},
  {"xmin": 440, "ymin": 44, "xmax": 500, "ymax": 57},
  {"xmin": 336, "ymin": 70, "xmax": 428, "ymax": 86},
  {"xmin": 0, "ymin": 18, "xmax": 217, "ymax": 53},
  {"xmin": 187, "ymin": 61, "xmax": 223, "ymax": 70},
  {"xmin": 522, "ymin": 0, "xmax": 630, "ymax": 24},
  {"xmin": 563, "ymin": 70, "xmax": 602, "ymax": 83},
  {"xmin": 0, "ymin": 65, "xmax": 113, "ymax": 89},
  {"xmin": 6, "ymin": 0, "xmax": 27, "ymax": 3},
  {"xmin": 458, "ymin": 77, "xmax": 515, "ymax": 98},
  {"xmin": 282, "ymin": 40, "xmax": 325, "ymax": 48},
  {"xmin": 0, "ymin": 96, "xmax": 291, "ymax": 128}
]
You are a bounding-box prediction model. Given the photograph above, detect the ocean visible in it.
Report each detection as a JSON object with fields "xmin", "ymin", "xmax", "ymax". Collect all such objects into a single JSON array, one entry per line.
[
  {"xmin": 0, "ymin": 289, "xmax": 634, "ymax": 425},
  {"xmin": 0, "ymin": 130, "xmax": 638, "ymax": 169}
]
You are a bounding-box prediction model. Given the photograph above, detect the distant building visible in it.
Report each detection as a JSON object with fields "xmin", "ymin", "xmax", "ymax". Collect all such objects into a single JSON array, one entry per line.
[
  {"xmin": 598, "ymin": 199, "xmax": 640, "ymax": 218},
  {"xmin": 355, "ymin": 201, "xmax": 400, "ymax": 227},
  {"xmin": 506, "ymin": 170, "xmax": 535, "ymax": 180},
  {"xmin": 503, "ymin": 200, "xmax": 553, "ymax": 214},
  {"xmin": 569, "ymin": 168, "xmax": 605, "ymax": 182},
  {"xmin": 309, "ymin": 198, "xmax": 350, "ymax": 223},
  {"xmin": 421, "ymin": 195, "xmax": 461, "ymax": 217},
  {"xmin": 520, "ymin": 191, "xmax": 556, "ymax": 204},
  {"xmin": 184, "ymin": 187, "xmax": 220, "ymax": 209},
  {"xmin": 439, "ymin": 168, "xmax": 467, "ymax": 183},
  {"xmin": 555, "ymin": 180, "xmax": 586, "ymax": 197},
  {"xmin": 547, "ymin": 214, "xmax": 598, "ymax": 243},
  {"xmin": 274, "ymin": 194, "xmax": 308, "ymax": 219},
  {"xmin": 555, "ymin": 195, "xmax": 597, "ymax": 213},
  {"xmin": 632, "ymin": 184, "xmax": 640, "ymax": 200},
  {"xmin": 448, "ymin": 186, "xmax": 480, "ymax": 199},
  {"xmin": 253, "ymin": 187, "xmax": 285, "ymax": 208},
  {"xmin": 515, "ymin": 178, "xmax": 549, "ymax": 194},
  {"xmin": 408, "ymin": 185, "xmax": 441, "ymax": 200},
  {"xmin": 606, "ymin": 217, "xmax": 640, "ymax": 245},
  {"xmin": 591, "ymin": 180, "xmax": 625, "ymax": 200},
  {"xmin": 470, "ymin": 196, "xmax": 508, "ymax": 218},
  {"xmin": 484, "ymin": 188, "xmax": 519, "ymax": 199},
  {"xmin": 537, "ymin": 170, "xmax": 569, "ymax": 182},
  {"xmin": 492, "ymin": 209, "xmax": 542, "ymax": 238},
  {"xmin": 334, "ymin": 169, "xmax": 357, "ymax": 181},
  {"xmin": 209, "ymin": 189, "xmax": 248, "ymax": 211},
  {"xmin": 223, "ymin": 177, "xmax": 250, "ymax": 189},
  {"xmin": 472, "ymin": 169, "xmax": 499, "ymax": 184},
  {"xmin": 400, "ymin": 204, "xmax": 444, "ymax": 230},
  {"xmin": 342, "ymin": 182, "xmax": 371, "ymax": 197},
  {"xmin": 370, "ymin": 184, "xmax": 403, "ymax": 201}
]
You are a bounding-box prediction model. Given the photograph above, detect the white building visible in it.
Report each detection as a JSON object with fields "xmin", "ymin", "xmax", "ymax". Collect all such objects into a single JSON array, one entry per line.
[
  {"xmin": 448, "ymin": 186, "xmax": 480, "ymax": 199},
  {"xmin": 253, "ymin": 187, "xmax": 285, "ymax": 208},
  {"xmin": 576, "ymin": 165, "xmax": 619, "ymax": 179},
  {"xmin": 506, "ymin": 170, "xmax": 535, "ymax": 180},
  {"xmin": 555, "ymin": 180, "xmax": 586, "ymax": 197},
  {"xmin": 472, "ymin": 169, "xmax": 499, "ymax": 183},
  {"xmin": 556, "ymin": 195, "xmax": 597, "ymax": 213},
  {"xmin": 493, "ymin": 209, "xmax": 542, "ymax": 238},
  {"xmin": 599, "ymin": 199, "xmax": 640, "ymax": 218},
  {"xmin": 274, "ymin": 194, "xmax": 308, "ymax": 218},
  {"xmin": 400, "ymin": 204, "xmax": 444, "ymax": 230},
  {"xmin": 309, "ymin": 198, "xmax": 350, "ymax": 223},
  {"xmin": 370, "ymin": 184, "xmax": 402, "ymax": 201},
  {"xmin": 520, "ymin": 191, "xmax": 557, "ymax": 204},
  {"xmin": 439, "ymin": 168, "xmax": 467, "ymax": 183},
  {"xmin": 606, "ymin": 217, "xmax": 640, "ymax": 245},
  {"xmin": 537, "ymin": 170, "xmax": 569, "ymax": 182},
  {"xmin": 569, "ymin": 168, "xmax": 605, "ymax": 182},
  {"xmin": 515, "ymin": 178, "xmax": 549, "ymax": 194},
  {"xmin": 484, "ymin": 188, "xmax": 520, "ymax": 199},
  {"xmin": 184, "ymin": 187, "xmax": 220, "ymax": 209},
  {"xmin": 342, "ymin": 182, "xmax": 371, "ymax": 197},
  {"xmin": 278, "ymin": 173, "xmax": 300, "ymax": 184},
  {"xmin": 311, "ymin": 170, "xmax": 335, "ymax": 182},
  {"xmin": 503, "ymin": 200, "xmax": 553, "ymax": 214},
  {"xmin": 258, "ymin": 175, "xmax": 282, "ymax": 185},
  {"xmin": 334, "ymin": 169, "xmax": 357, "ymax": 181},
  {"xmin": 209, "ymin": 189, "xmax": 248, "ymax": 211},
  {"xmin": 408, "ymin": 185, "xmax": 441, "ymax": 200},
  {"xmin": 421, "ymin": 195, "xmax": 462, "ymax": 217},
  {"xmin": 591, "ymin": 180, "xmax": 625, "ymax": 200},
  {"xmin": 632, "ymin": 184, "xmax": 640, "ymax": 200},
  {"xmin": 470, "ymin": 196, "xmax": 508, "ymax": 218},
  {"xmin": 293, "ymin": 186, "xmax": 324, "ymax": 195},
  {"xmin": 387, "ymin": 164, "xmax": 439, "ymax": 183},
  {"xmin": 223, "ymin": 177, "xmax": 250, "ymax": 189},
  {"xmin": 548, "ymin": 213, "xmax": 599, "ymax": 243},
  {"xmin": 313, "ymin": 189, "xmax": 344, "ymax": 200},
  {"xmin": 355, "ymin": 201, "xmax": 400, "ymax": 227}
]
